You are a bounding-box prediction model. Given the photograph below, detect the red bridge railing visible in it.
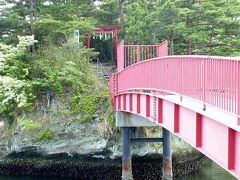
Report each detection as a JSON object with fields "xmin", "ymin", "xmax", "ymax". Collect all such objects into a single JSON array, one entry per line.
[
  {"xmin": 124, "ymin": 45, "xmax": 159, "ymax": 67},
  {"xmin": 110, "ymin": 55, "xmax": 240, "ymax": 124},
  {"xmin": 117, "ymin": 40, "xmax": 168, "ymax": 72}
]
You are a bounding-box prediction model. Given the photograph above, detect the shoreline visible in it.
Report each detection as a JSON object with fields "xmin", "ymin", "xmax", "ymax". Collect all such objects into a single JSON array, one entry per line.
[{"xmin": 0, "ymin": 152, "xmax": 204, "ymax": 179}]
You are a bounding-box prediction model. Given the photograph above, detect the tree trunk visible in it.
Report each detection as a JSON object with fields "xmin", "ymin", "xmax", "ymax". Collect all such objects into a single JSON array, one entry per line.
[
  {"xmin": 186, "ymin": 16, "xmax": 193, "ymax": 55},
  {"xmin": 119, "ymin": 0, "xmax": 125, "ymax": 38},
  {"xmin": 29, "ymin": 0, "xmax": 36, "ymax": 52},
  {"xmin": 188, "ymin": 39, "xmax": 192, "ymax": 55}
]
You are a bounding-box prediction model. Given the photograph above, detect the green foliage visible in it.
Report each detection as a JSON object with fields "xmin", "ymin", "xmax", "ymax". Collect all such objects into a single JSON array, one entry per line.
[
  {"xmin": 0, "ymin": 0, "xmax": 97, "ymax": 44},
  {"xmin": 96, "ymin": 0, "xmax": 119, "ymax": 25},
  {"xmin": 0, "ymin": 35, "xmax": 98, "ymax": 124},
  {"xmin": 103, "ymin": 98, "xmax": 115, "ymax": 130},
  {"xmin": 0, "ymin": 1, "xmax": 116, "ymax": 129},
  {"xmin": 90, "ymin": 38, "xmax": 115, "ymax": 62},
  {"xmin": 124, "ymin": 0, "xmax": 240, "ymax": 56},
  {"xmin": 3, "ymin": 118, "xmax": 18, "ymax": 137},
  {"xmin": 69, "ymin": 88, "xmax": 114, "ymax": 124},
  {"xmin": 2, "ymin": 0, "xmax": 239, "ymax": 56},
  {"xmin": 30, "ymin": 41, "xmax": 97, "ymax": 96},
  {"xmin": 37, "ymin": 128, "xmax": 54, "ymax": 141},
  {"xmin": 33, "ymin": 18, "xmax": 96, "ymax": 45},
  {"xmin": 32, "ymin": 18, "xmax": 65, "ymax": 44},
  {"xmin": 17, "ymin": 118, "xmax": 40, "ymax": 131},
  {"xmin": 70, "ymin": 94, "xmax": 100, "ymax": 123},
  {"xmin": 125, "ymin": 0, "xmax": 157, "ymax": 44},
  {"xmin": 0, "ymin": 36, "xmax": 37, "ymax": 119},
  {"xmin": 2, "ymin": 0, "xmax": 238, "ymax": 131}
]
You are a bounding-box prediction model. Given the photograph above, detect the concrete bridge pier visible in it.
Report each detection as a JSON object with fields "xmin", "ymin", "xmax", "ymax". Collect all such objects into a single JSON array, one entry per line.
[
  {"xmin": 117, "ymin": 112, "xmax": 173, "ymax": 180},
  {"xmin": 162, "ymin": 128, "xmax": 173, "ymax": 180}
]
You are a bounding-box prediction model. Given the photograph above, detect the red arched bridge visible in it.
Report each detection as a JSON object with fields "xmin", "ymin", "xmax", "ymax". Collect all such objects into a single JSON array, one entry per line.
[{"xmin": 109, "ymin": 40, "xmax": 240, "ymax": 179}]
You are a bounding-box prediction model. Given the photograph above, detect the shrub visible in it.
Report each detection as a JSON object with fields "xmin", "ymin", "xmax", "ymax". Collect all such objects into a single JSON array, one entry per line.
[
  {"xmin": 37, "ymin": 129, "xmax": 54, "ymax": 141},
  {"xmin": 0, "ymin": 36, "xmax": 37, "ymax": 119},
  {"xmin": 70, "ymin": 94, "xmax": 100, "ymax": 123},
  {"xmin": 30, "ymin": 41, "xmax": 97, "ymax": 97},
  {"xmin": 17, "ymin": 118, "xmax": 40, "ymax": 131}
]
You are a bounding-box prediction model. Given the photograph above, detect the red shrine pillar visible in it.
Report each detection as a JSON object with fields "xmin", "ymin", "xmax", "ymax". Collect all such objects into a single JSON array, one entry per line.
[{"xmin": 87, "ymin": 32, "xmax": 91, "ymax": 48}]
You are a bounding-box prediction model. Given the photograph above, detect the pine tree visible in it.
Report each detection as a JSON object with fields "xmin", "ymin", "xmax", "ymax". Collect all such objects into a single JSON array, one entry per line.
[{"xmin": 124, "ymin": 0, "xmax": 240, "ymax": 56}]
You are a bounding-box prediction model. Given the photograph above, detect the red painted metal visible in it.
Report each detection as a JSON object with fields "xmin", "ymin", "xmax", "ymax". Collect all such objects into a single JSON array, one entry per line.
[
  {"xmin": 109, "ymin": 40, "xmax": 240, "ymax": 179},
  {"xmin": 158, "ymin": 98, "xmax": 163, "ymax": 123},
  {"xmin": 117, "ymin": 41, "xmax": 125, "ymax": 72},
  {"xmin": 146, "ymin": 95, "xmax": 150, "ymax": 117},
  {"xmin": 158, "ymin": 40, "xmax": 168, "ymax": 57},
  {"xmin": 123, "ymin": 94, "xmax": 126, "ymax": 110},
  {"xmin": 118, "ymin": 95, "xmax": 121, "ymax": 110},
  {"xmin": 87, "ymin": 32, "xmax": 91, "ymax": 48},
  {"xmin": 238, "ymin": 61, "xmax": 240, "ymax": 125},
  {"xmin": 228, "ymin": 128, "xmax": 236, "ymax": 170},
  {"xmin": 116, "ymin": 55, "xmax": 240, "ymax": 117},
  {"xmin": 129, "ymin": 94, "xmax": 133, "ymax": 112},
  {"xmin": 119, "ymin": 40, "xmax": 168, "ymax": 69},
  {"xmin": 196, "ymin": 113, "xmax": 202, "ymax": 147},
  {"xmin": 113, "ymin": 97, "xmax": 116, "ymax": 110},
  {"xmin": 137, "ymin": 94, "xmax": 141, "ymax": 114},
  {"xmin": 87, "ymin": 25, "xmax": 120, "ymax": 61},
  {"xmin": 124, "ymin": 45, "xmax": 159, "ymax": 67},
  {"xmin": 116, "ymin": 73, "xmax": 119, "ymax": 96},
  {"xmin": 174, "ymin": 104, "xmax": 179, "ymax": 133}
]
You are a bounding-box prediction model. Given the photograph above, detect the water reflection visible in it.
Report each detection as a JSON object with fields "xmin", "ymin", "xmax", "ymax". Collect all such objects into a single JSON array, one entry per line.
[{"xmin": 177, "ymin": 158, "xmax": 236, "ymax": 180}]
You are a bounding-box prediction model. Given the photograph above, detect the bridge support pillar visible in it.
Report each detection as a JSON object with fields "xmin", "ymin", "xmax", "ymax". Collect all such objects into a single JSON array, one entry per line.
[
  {"xmin": 122, "ymin": 127, "xmax": 133, "ymax": 180},
  {"xmin": 162, "ymin": 128, "xmax": 173, "ymax": 180}
]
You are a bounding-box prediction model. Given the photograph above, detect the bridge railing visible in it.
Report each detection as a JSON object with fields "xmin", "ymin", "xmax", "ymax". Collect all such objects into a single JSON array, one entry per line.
[
  {"xmin": 117, "ymin": 40, "xmax": 168, "ymax": 72},
  {"xmin": 124, "ymin": 45, "xmax": 159, "ymax": 67},
  {"xmin": 111, "ymin": 56, "xmax": 240, "ymax": 123}
]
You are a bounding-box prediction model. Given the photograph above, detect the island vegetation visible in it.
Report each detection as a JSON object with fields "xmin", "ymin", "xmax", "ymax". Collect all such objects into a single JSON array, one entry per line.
[{"xmin": 0, "ymin": 0, "xmax": 239, "ymax": 179}]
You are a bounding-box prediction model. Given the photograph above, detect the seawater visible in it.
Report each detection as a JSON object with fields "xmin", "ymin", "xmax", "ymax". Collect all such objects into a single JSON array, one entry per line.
[
  {"xmin": 0, "ymin": 158, "xmax": 236, "ymax": 180},
  {"xmin": 176, "ymin": 158, "xmax": 236, "ymax": 180}
]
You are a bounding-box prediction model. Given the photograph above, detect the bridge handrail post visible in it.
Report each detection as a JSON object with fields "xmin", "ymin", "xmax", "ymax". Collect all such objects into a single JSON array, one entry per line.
[
  {"xmin": 203, "ymin": 58, "xmax": 206, "ymax": 111},
  {"xmin": 137, "ymin": 45, "xmax": 140, "ymax": 62},
  {"xmin": 116, "ymin": 73, "xmax": 119, "ymax": 95},
  {"xmin": 117, "ymin": 41, "xmax": 125, "ymax": 72},
  {"xmin": 180, "ymin": 58, "xmax": 183, "ymax": 102},
  {"xmin": 113, "ymin": 74, "xmax": 117, "ymax": 110},
  {"xmin": 238, "ymin": 61, "xmax": 240, "ymax": 125},
  {"xmin": 163, "ymin": 58, "xmax": 166, "ymax": 96},
  {"xmin": 157, "ymin": 40, "xmax": 168, "ymax": 57}
]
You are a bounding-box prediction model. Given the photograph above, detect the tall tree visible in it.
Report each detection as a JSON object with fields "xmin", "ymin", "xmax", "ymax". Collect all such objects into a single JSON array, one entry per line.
[
  {"xmin": 124, "ymin": 0, "xmax": 240, "ymax": 56},
  {"xmin": 124, "ymin": 0, "xmax": 158, "ymax": 44},
  {"xmin": 1, "ymin": 0, "xmax": 98, "ymax": 44}
]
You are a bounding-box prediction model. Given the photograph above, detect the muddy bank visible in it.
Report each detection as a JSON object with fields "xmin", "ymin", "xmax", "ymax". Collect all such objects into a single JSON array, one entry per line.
[{"xmin": 0, "ymin": 151, "xmax": 204, "ymax": 179}]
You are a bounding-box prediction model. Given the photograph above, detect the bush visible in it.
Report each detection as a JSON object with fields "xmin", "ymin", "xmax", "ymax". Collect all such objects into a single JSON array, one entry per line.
[
  {"xmin": 0, "ymin": 36, "xmax": 37, "ymax": 120},
  {"xmin": 70, "ymin": 94, "xmax": 100, "ymax": 123},
  {"xmin": 37, "ymin": 129, "xmax": 54, "ymax": 141},
  {"xmin": 17, "ymin": 118, "xmax": 40, "ymax": 131},
  {"xmin": 30, "ymin": 41, "xmax": 97, "ymax": 96}
]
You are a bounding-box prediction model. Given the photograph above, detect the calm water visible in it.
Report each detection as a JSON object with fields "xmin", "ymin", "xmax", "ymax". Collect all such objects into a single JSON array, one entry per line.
[
  {"xmin": 0, "ymin": 158, "xmax": 236, "ymax": 180},
  {"xmin": 176, "ymin": 158, "xmax": 236, "ymax": 180}
]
